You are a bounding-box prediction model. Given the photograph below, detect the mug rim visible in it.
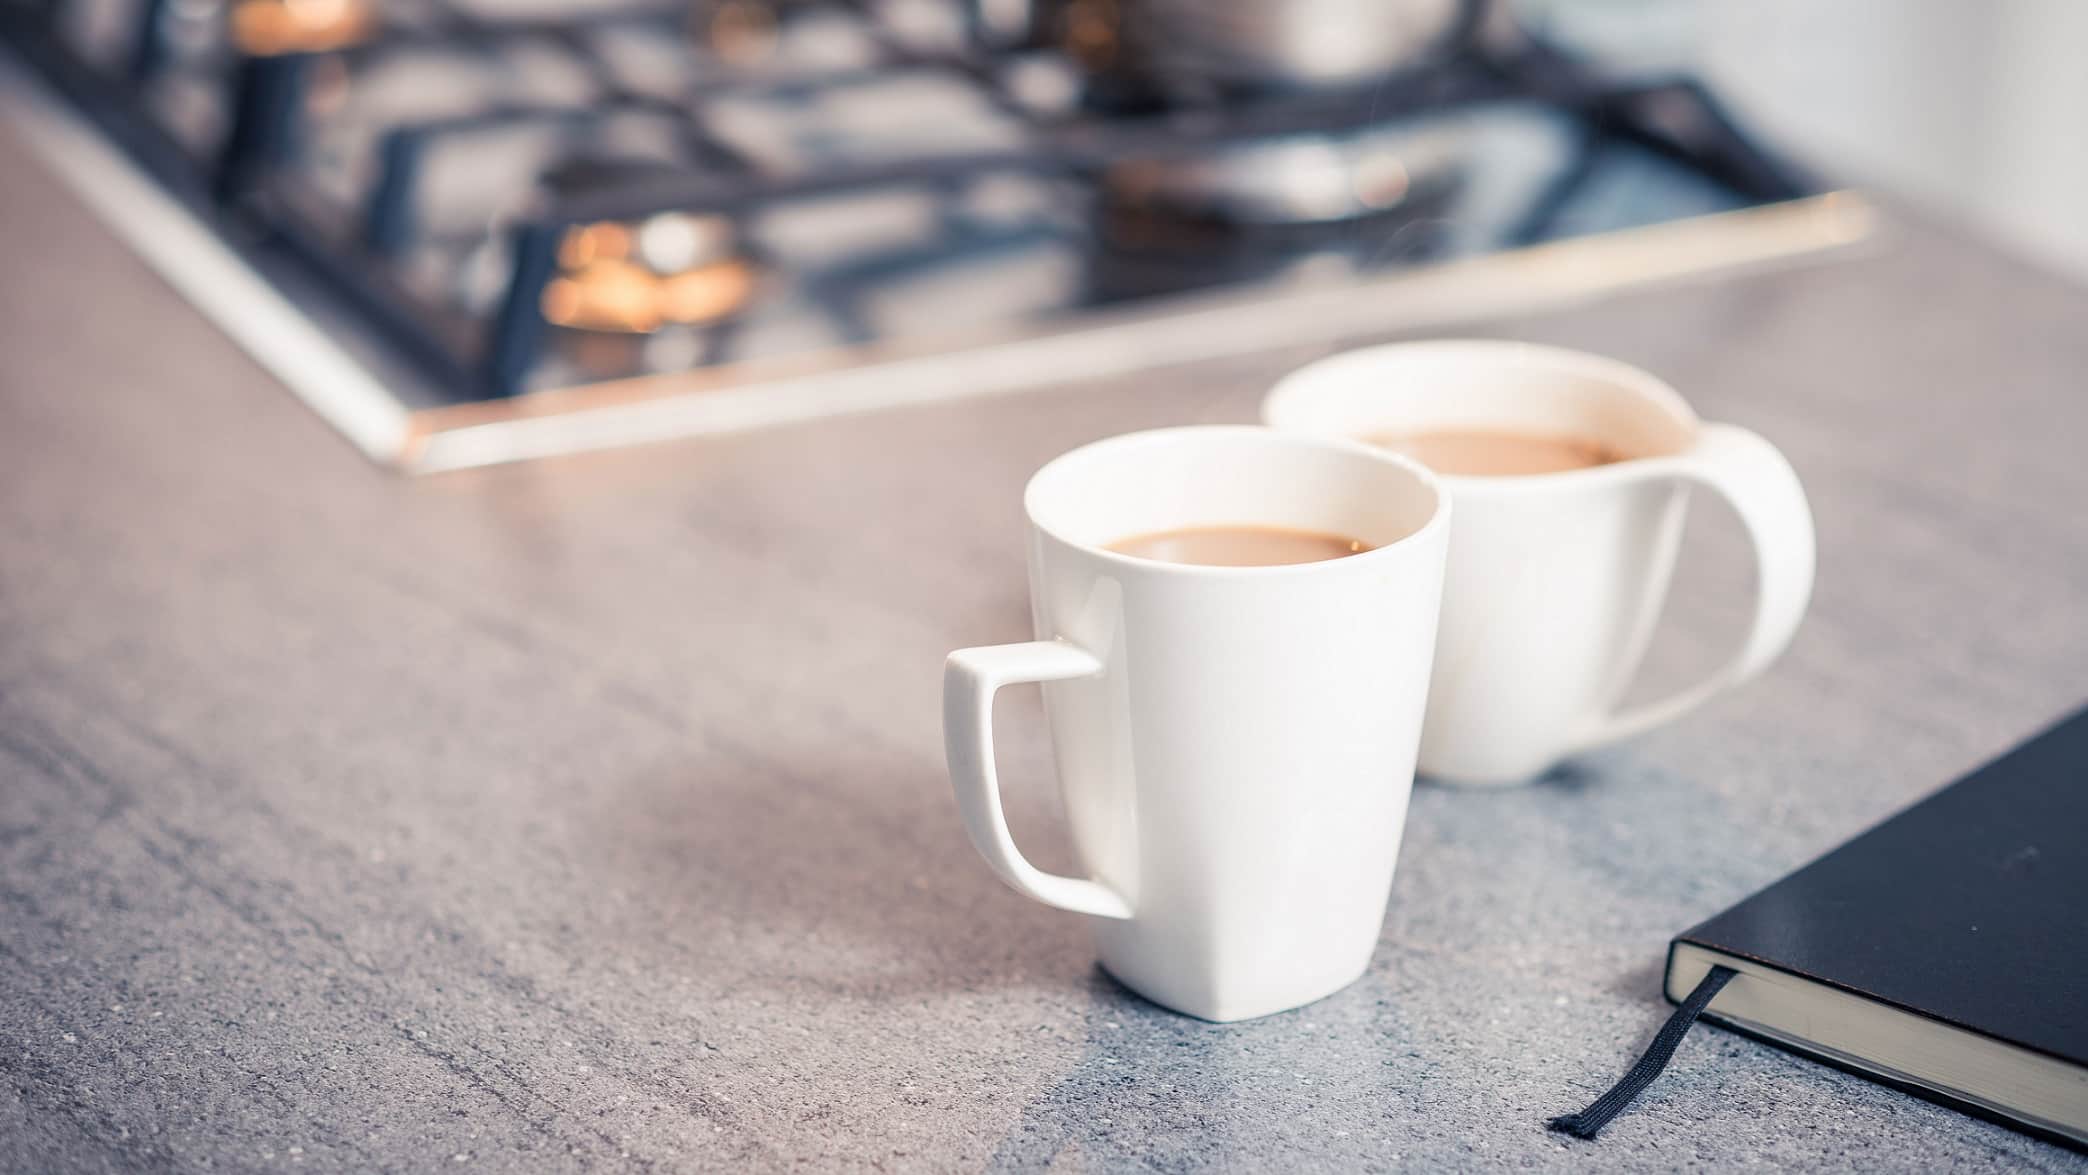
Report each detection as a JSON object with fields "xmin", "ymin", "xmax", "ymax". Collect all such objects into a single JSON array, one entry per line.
[
  {"xmin": 1260, "ymin": 339, "xmax": 1701, "ymax": 495},
  {"xmin": 1022, "ymin": 425, "xmax": 1449, "ymax": 578}
]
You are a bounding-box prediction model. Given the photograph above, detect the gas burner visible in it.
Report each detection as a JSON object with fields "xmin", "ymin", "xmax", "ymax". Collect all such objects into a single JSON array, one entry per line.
[
  {"xmin": 230, "ymin": 0, "xmax": 372, "ymax": 55},
  {"xmin": 1089, "ymin": 120, "xmax": 1468, "ymax": 301},
  {"xmin": 541, "ymin": 215, "xmax": 757, "ymax": 333}
]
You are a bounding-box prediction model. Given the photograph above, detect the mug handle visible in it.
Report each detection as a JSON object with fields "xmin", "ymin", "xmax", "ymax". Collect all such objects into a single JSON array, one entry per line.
[
  {"xmin": 1568, "ymin": 422, "xmax": 1817, "ymax": 753},
  {"xmin": 943, "ymin": 640, "xmax": 1134, "ymax": 920}
]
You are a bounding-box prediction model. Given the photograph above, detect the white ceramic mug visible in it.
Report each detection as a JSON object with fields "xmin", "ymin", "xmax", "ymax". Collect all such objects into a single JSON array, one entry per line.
[
  {"xmin": 943, "ymin": 426, "xmax": 1449, "ymax": 1021},
  {"xmin": 1264, "ymin": 340, "xmax": 1816, "ymax": 787}
]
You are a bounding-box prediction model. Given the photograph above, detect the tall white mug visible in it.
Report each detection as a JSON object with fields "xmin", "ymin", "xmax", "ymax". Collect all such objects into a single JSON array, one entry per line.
[
  {"xmin": 1265, "ymin": 340, "xmax": 1816, "ymax": 786},
  {"xmin": 943, "ymin": 427, "xmax": 1449, "ymax": 1021}
]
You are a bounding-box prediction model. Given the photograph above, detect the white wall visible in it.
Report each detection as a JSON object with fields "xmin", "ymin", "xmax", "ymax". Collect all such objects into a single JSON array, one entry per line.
[{"xmin": 1528, "ymin": 0, "xmax": 2088, "ymax": 283}]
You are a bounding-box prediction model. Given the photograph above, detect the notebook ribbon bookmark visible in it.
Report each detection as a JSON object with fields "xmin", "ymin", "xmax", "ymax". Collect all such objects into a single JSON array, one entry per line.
[{"xmin": 1548, "ymin": 965, "xmax": 1738, "ymax": 1141}]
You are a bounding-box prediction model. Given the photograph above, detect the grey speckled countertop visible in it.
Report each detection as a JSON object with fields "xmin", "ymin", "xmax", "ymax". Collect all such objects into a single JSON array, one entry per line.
[{"xmin": 3, "ymin": 119, "xmax": 2087, "ymax": 1172}]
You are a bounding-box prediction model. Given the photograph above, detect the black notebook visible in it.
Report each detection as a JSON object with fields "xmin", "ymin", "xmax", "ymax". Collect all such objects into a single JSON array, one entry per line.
[{"xmin": 1666, "ymin": 705, "xmax": 2088, "ymax": 1148}]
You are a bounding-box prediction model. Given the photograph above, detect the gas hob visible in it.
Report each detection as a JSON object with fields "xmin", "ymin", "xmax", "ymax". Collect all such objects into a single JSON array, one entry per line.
[{"xmin": 0, "ymin": 0, "xmax": 1872, "ymax": 471}]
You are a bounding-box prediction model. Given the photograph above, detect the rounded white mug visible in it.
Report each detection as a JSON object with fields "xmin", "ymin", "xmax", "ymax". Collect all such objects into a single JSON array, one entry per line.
[
  {"xmin": 943, "ymin": 426, "xmax": 1449, "ymax": 1021},
  {"xmin": 1264, "ymin": 340, "xmax": 1816, "ymax": 786}
]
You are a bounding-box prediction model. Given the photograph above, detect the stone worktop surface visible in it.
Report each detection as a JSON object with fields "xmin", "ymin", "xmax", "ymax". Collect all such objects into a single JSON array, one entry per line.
[{"xmin": 3, "ymin": 122, "xmax": 2087, "ymax": 1171}]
